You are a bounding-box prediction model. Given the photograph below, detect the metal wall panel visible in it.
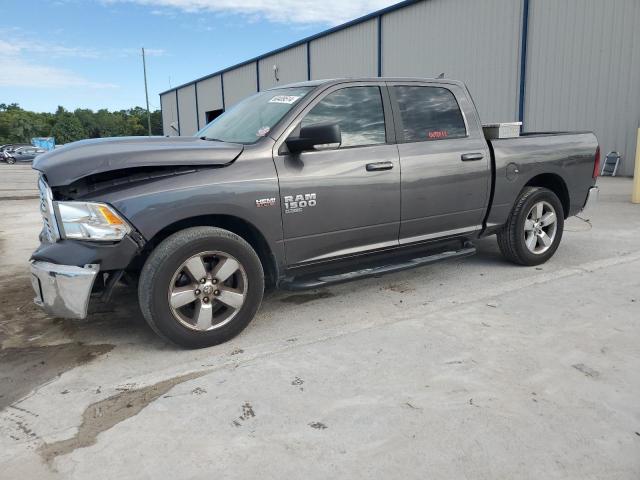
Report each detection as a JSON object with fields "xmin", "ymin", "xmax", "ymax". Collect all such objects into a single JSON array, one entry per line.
[
  {"xmin": 196, "ymin": 75, "xmax": 223, "ymax": 130},
  {"xmin": 223, "ymin": 63, "xmax": 258, "ymax": 108},
  {"xmin": 382, "ymin": 0, "xmax": 522, "ymax": 124},
  {"xmin": 160, "ymin": 92, "xmax": 178, "ymax": 136},
  {"xmin": 525, "ymin": 0, "xmax": 640, "ymax": 176},
  {"xmin": 310, "ymin": 19, "xmax": 377, "ymax": 80},
  {"xmin": 177, "ymin": 84, "xmax": 198, "ymax": 136},
  {"xmin": 258, "ymin": 44, "xmax": 308, "ymax": 90}
]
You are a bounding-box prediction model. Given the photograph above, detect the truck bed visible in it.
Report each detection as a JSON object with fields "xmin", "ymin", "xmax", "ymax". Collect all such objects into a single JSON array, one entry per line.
[{"xmin": 484, "ymin": 131, "xmax": 598, "ymax": 231}]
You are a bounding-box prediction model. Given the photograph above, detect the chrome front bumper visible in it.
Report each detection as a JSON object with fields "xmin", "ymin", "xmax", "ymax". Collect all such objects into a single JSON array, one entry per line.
[
  {"xmin": 30, "ymin": 261, "xmax": 99, "ymax": 319},
  {"xmin": 581, "ymin": 186, "xmax": 599, "ymax": 214}
]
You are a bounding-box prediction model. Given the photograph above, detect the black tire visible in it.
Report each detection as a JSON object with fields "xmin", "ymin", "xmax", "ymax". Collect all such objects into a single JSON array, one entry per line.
[
  {"xmin": 139, "ymin": 227, "xmax": 264, "ymax": 348},
  {"xmin": 497, "ymin": 187, "xmax": 564, "ymax": 266},
  {"xmin": 6, "ymin": 157, "xmax": 15, "ymax": 164}
]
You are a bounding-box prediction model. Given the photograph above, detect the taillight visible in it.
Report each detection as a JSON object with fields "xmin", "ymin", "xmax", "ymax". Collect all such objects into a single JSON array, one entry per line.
[{"xmin": 593, "ymin": 145, "xmax": 600, "ymax": 178}]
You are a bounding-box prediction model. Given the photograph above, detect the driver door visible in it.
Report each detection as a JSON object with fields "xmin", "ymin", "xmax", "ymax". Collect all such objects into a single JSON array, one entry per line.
[{"xmin": 272, "ymin": 83, "xmax": 400, "ymax": 266}]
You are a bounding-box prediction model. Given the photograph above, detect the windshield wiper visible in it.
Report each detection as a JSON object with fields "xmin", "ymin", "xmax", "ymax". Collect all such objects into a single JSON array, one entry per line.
[{"xmin": 200, "ymin": 136, "xmax": 224, "ymax": 142}]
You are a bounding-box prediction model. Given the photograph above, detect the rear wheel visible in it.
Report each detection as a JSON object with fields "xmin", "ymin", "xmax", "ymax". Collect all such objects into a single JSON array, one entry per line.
[
  {"xmin": 497, "ymin": 187, "xmax": 564, "ymax": 266},
  {"xmin": 139, "ymin": 227, "xmax": 264, "ymax": 348}
]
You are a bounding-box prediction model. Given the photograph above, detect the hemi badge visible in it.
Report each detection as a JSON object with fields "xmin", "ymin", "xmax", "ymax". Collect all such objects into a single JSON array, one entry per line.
[{"xmin": 255, "ymin": 198, "xmax": 276, "ymax": 208}]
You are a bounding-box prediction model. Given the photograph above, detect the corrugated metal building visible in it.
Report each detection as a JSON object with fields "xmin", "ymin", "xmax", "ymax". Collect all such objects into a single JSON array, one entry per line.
[{"xmin": 160, "ymin": 0, "xmax": 640, "ymax": 176}]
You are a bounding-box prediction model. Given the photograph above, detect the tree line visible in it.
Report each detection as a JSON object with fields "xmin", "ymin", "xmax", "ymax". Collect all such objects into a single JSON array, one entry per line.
[{"xmin": 0, "ymin": 103, "xmax": 164, "ymax": 145}]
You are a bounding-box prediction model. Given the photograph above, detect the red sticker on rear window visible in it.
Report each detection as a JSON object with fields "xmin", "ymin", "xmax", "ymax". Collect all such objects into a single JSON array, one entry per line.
[{"xmin": 427, "ymin": 130, "xmax": 448, "ymax": 139}]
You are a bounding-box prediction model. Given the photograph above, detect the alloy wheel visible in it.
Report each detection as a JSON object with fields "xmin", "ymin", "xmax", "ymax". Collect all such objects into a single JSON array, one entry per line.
[
  {"xmin": 523, "ymin": 201, "xmax": 558, "ymax": 254},
  {"xmin": 167, "ymin": 251, "xmax": 247, "ymax": 331}
]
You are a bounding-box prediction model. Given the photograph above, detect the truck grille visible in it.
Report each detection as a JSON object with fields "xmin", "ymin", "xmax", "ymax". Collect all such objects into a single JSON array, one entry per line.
[{"xmin": 38, "ymin": 176, "xmax": 60, "ymax": 242}]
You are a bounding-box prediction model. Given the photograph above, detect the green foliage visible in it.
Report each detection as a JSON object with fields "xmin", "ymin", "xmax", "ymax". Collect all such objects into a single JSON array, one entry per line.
[
  {"xmin": 0, "ymin": 104, "xmax": 163, "ymax": 145},
  {"xmin": 51, "ymin": 110, "xmax": 86, "ymax": 144},
  {"xmin": 0, "ymin": 103, "xmax": 54, "ymax": 144}
]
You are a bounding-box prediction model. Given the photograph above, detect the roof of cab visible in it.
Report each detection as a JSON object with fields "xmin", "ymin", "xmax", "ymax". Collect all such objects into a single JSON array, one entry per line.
[{"xmin": 266, "ymin": 77, "xmax": 465, "ymax": 90}]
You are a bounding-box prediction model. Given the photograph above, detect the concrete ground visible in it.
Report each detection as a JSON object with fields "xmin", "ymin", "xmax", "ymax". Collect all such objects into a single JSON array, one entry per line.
[
  {"xmin": 0, "ymin": 166, "xmax": 638, "ymax": 479},
  {"xmin": 0, "ymin": 163, "xmax": 39, "ymax": 200}
]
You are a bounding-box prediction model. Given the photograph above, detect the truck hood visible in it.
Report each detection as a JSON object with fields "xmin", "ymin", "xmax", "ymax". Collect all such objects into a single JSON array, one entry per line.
[{"xmin": 33, "ymin": 136, "xmax": 244, "ymax": 186}]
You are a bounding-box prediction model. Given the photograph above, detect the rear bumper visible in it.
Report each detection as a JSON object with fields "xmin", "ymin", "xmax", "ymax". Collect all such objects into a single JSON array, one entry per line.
[
  {"xmin": 30, "ymin": 261, "xmax": 99, "ymax": 319},
  {"xmin": 581, "ymin": 186, "xmax": 599, "ymax": 214}
]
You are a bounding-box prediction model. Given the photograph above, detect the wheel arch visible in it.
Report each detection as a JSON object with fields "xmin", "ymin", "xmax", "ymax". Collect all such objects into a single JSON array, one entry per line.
[
  {"xmin": 133, "ymin": 214, "xmax": 279, "ymax": 287},
  {"xmin": 524, "ymin": 173, "xmax": 570, "ymax": 218}
]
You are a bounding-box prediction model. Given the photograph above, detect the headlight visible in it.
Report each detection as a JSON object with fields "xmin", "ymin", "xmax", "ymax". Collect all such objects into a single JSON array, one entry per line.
[{"xmin": 56, "ymin": 202, "xmax": 131, "ymax": 241}]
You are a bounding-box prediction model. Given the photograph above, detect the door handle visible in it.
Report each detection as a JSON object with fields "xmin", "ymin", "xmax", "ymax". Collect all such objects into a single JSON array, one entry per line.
[
  {"xmin": 461, "ymin": 152, "xmax": 484, "ymax": 162},
  {"xmin": 366, "ymin": 161, "xmax": 394, "ymax": 171}
]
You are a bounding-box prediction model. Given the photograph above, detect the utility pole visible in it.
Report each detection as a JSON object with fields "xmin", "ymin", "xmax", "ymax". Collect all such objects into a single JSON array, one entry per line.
[{"xmin": 142, "ymin": 47, "xmax": 152, "ymax": 136}]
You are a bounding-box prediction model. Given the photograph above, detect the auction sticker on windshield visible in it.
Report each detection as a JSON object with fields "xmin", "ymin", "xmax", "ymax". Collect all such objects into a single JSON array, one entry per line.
[
  {"xmin": 269, "ymin": 95, "xmax": 301, "ymax": 104},
  {"xmin": 257, "ymin": 126, "xmax": 271, "ymax": 137}
]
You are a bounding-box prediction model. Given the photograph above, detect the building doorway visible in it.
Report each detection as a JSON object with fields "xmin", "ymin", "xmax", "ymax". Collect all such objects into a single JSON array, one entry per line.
[{"xmin": 205, "ymin": 109, "xmax": 224, "ymax": 125}]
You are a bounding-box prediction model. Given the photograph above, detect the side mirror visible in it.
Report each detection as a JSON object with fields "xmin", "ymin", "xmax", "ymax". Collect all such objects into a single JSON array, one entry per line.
[{"xmin": 285, "ymin": 122, "xmax": 341, "ymax": 154}]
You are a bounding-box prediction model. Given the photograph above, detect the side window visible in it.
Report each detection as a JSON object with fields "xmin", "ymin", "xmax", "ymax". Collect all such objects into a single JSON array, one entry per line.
[
  {"xmin": 393, "ymin": 86, "xmax": 466, "ymax": 142},
  {"xmin": 301, "ymin": 86, "xmax": 386, "ymax": 148}
]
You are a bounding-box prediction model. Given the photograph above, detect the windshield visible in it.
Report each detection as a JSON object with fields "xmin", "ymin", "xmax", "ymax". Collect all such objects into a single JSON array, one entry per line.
[{"xmin": 196, "ymin": 86, "xmax": 313, "ymax": 144}]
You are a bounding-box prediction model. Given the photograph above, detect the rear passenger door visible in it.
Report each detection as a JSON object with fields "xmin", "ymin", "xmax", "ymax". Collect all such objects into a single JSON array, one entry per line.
[{"xmin": 389, "ymin": 82, "xmax": 490, "ymax": 244}]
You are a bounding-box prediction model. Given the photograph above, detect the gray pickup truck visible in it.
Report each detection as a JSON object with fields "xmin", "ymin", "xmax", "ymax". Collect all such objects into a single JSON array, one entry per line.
[{"xmin": 30, "ymin": 78, "xmax": 599, "ymax": 348}]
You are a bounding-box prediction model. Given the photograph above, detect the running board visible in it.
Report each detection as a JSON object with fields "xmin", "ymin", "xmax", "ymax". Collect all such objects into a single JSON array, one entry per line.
[{"xmin": 280, "ymin": 245, "xmax": 477, "ymax": 291}]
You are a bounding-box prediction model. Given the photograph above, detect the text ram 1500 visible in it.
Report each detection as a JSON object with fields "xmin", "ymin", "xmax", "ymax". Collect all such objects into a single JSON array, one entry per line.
[{"xmin": 30, "ymin": 78, "xmax": 599, "ymax": 348}]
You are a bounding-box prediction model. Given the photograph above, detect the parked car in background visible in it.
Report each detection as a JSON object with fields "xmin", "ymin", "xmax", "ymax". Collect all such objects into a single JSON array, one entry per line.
[
  {"xmin": 4, "ymin": 145, "xmax": 46, "ymax": 164},
  {"xmin": 0, "ymin": 143, "xmax": 30, "ymax": 157}
]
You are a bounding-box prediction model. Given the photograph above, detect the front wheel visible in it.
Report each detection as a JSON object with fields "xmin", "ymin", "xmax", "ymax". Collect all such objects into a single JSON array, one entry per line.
[
  {"xmin": 6, "ymin": 157, "xmax": 15, "ymax": 164},
  {"xmin": 139, "ymin": 227, "xmax": 264, "ymax": 348},
  {"xmin": 497, "ymin": 187, "xmax": 564, "ymax": 266}
]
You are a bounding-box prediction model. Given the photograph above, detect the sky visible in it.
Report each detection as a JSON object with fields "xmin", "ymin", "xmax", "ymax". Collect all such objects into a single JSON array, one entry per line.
[{"xmin": 0, "ymin": 0, "xmax": 399, "ymax": 113}]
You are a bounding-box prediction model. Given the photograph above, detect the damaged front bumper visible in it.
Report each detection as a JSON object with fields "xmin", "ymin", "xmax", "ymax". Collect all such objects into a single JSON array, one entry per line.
[
  {"xmin": 29, "ymin": 234, "xmax": 142, "ymax": 319},
  {"xmin": 30, "ymin": 261, "xmax": 99, "ymax": 319}
]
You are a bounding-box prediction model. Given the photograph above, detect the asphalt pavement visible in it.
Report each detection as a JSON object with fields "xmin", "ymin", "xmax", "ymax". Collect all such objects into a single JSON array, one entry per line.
[{"xmin": 0, "ymin": 163, "xmax": 39, "ymax": 200}]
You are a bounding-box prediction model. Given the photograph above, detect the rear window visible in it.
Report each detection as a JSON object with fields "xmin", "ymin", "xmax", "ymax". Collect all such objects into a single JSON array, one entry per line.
[{"xmin": 392, "ymin": 86, "xmax": 466, "ymax": 142}]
